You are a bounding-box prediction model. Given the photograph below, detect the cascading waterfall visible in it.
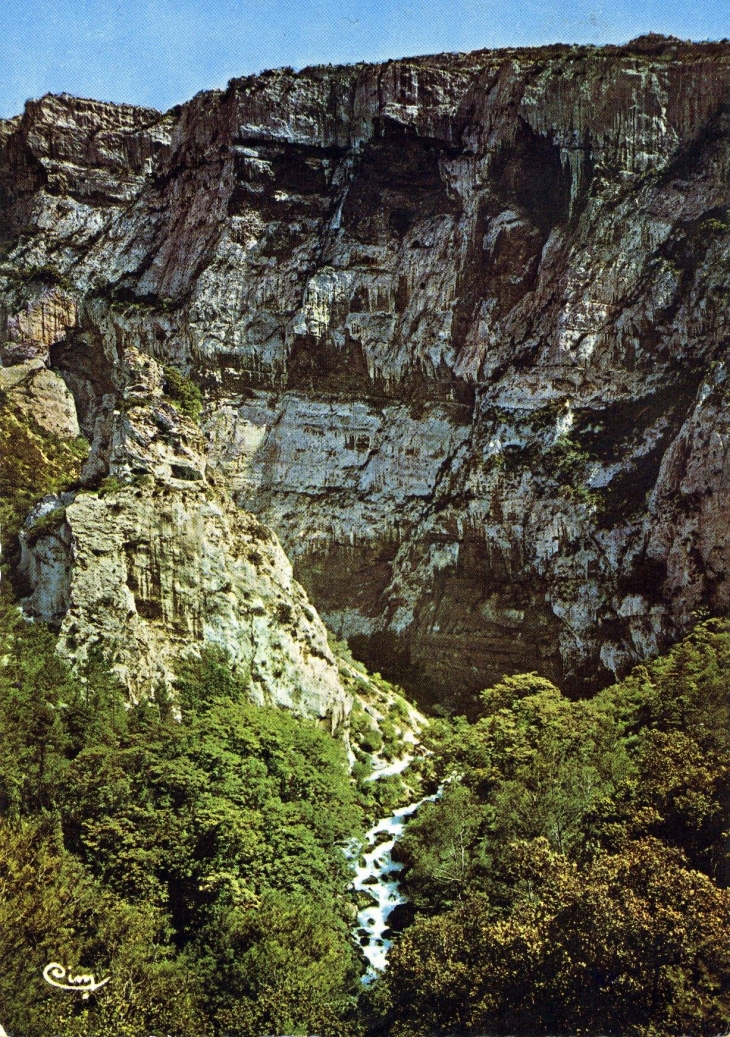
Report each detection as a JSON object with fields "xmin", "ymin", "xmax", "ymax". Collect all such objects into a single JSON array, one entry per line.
[{"xmin": 347, "ymin": 787, "xmax": 441, "ymax": 985}]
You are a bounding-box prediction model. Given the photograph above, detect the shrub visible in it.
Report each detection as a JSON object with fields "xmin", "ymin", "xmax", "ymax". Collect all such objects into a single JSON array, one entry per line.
[
  {"xmin": 162, "ymin": 366, "xmax": 202, "ymax": 422},
  {"xmin": 24, "ymin": 505, "xmax": 67, "ymax": 545}
]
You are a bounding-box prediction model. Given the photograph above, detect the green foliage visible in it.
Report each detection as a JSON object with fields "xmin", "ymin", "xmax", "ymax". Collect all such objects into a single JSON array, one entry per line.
[
  {"xmin": 352, "ymin": 758, "xmax": 373, "ymax": 783},
  {"xmin": 375, "ymin": 620, "xmax": 730, "ymax": 1036},
  {"xmin": 350, "ymin": 702, "xmax": 384, "ymax": 755},
  {"xmin": 390, "ymin": 695, "xmax": 410, "ymax": 721},
  {"xmin": 593, "ymin": 617, "xmax": 730, "ymax": 752},
  {"xmin": 481, "ymin": 404, "xmax": 603, "ymax": 506},
  {"xmin": 366, "ymin": 772, "xmax": 410, "ymax": 816},
  {"xmin": 209, "ymin": 891, "xmax": 361, "ymax": 1037},
  {"xmin": 104, "ymin": 289, "xmax": 176, "ymax": 315},
  {"xmin": 4, "ymin": 507, "xmax": 730, "ymax": 1037},
  {"xmin": 24, "ymin": 504, "xmax": 67, "ymax": 544},
  {"xmin": 544, "ymin": 431, "xmax": 593, "ymax": 485},
  {"xmin": 379, "ymin": 715, "xmax": 399, "ymax": 760},
  {"xmin": 0, "ymin": 819, "xmax": 207, "ymax": 1037},
  {"xmin": 1, "ymin": 262, "xmax": 73, "ymax": 290},
  {"xmin": 378, "ymin": 838, "xmax": 730, "ymax": 1037},
  {"xmin": 0, "ymin": 604, "xmax": 364, "ymax": 1036},
  {"xmin": 699, "ymin": 209, "xmax": 730, "ymax": 235},
  {"xmin": 162, "ymin": 365, "xmax": 203, "ymax": 422},
  {"xmin": 97, "ymin": 475, "xmax": 129, "ymax": 497},
  {"xmin": 558, "ymin": 480, "xmax": 603, "ymax": 506},
  {"xmin": 479, "ymin": 670, "xmax": 562, "ymax": 712},
  {"xmin": 0, "ymin": 597, "xmax": 77, "ymax": 815},
  {"xmin": 525, "ymin": 400, "xmax": 565, "ymax": 432},
  {"xmin": 0, "ymin": 398, "xmax": 88, "ymax": 542},
  {"xmin": 395, "ymin": 784, "xmax": 489, "ymax": 905},
  {"xmin": 329, "ymin": 633, "xmax": 368, "ymax": 674}
]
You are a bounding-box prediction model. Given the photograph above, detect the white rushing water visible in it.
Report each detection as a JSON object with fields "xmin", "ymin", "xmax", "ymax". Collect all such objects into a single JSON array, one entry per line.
[{"xmin": 347, "ymin": 788, "xmax": 440, "ymax": 984}]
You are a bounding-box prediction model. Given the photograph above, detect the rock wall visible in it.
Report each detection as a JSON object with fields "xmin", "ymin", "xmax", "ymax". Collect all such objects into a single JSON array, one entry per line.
[
  {"xmin": 2, "ymin": 36, "xmax": 730, "ymax": 706},
  {"xmin": 6, "ymin": 352, "xmax": 349, "ymax": 730}
]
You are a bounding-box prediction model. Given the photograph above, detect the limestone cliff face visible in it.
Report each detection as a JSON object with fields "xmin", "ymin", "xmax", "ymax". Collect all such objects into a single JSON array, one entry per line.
[
  {"xmin": 6, "ymin": 352, "xmax": 349, "ymax": 730},
  {"xmin": 2, "ymin": 36, "xmax": 730, "ymax": 705},
  {"xmin": 51, "ymin": 483, "xmax": 346, "ymax": 724}
]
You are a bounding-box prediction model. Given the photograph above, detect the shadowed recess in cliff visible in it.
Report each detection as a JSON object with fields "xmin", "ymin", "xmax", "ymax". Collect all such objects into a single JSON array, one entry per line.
[{"xmin": 3, "ymin": 38, "xmax": 730, "ymax": 709}]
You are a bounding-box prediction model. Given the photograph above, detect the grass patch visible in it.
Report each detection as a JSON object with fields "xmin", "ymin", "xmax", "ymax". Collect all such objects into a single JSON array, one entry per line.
[{"xmin": 97, "ymin": 475, "xmax": 129, "ymax": 498}]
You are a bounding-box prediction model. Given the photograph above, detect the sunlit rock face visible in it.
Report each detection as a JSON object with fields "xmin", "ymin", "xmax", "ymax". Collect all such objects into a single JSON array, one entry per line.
[
  {"xmin": 2, "ymin": 36, "xmax": 730, "ymax": 706},
  {"xmin": 10, "ymin": 349, "xmax": 350, "ymax": 731}
]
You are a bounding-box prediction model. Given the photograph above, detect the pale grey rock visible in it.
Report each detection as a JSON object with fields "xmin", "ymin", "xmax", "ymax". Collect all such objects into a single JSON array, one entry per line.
[
  {"xmin": 12, "ymin": 346, "xmax": 350, "ymax": 729},
  {"xmin": 52, "ymin": 482, "xmax": 349, "ymax": 730},
  {"xmin": 3, "ymin": 37, "xmax": 730, "ymax": 703},
  {"xmin": 1, "ymin": 284, "xmax": 77, "ymax": 364},
  {"xmin": 18, "ymin": 495, "xmax": 74, "ymax": 624}
]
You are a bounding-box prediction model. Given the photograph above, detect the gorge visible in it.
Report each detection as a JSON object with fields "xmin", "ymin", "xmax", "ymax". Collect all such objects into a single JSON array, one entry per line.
[
  {"xmin": 2, "ymin": 31, "xmax": 730, "ymax": 1037},
  {"xmin": 2, "ymin": 34, "xmax": 730, "ymax": 714}
]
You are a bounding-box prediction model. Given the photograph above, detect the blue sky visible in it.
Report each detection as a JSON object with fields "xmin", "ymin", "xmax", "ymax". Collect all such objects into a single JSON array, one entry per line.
[{"xmin": 2, "ymin": 0, "xmax": 728, "ymax": 119}]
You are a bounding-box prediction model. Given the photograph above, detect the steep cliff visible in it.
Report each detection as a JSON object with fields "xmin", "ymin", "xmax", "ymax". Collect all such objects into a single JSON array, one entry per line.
[
  {"xmin": 1, "ymin": 350, "xmax": 350, "ymax": 729},
  {"xmin": 2, "ymin": 35, "xmax": 730, "ymax": 707}
]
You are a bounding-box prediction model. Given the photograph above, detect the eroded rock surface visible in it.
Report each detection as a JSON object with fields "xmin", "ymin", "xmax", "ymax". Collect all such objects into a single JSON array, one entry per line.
[
  {"xmin": 11, "ymin": 350, "xmax": 349, "ymax": 729},
  {"xmin": 0, "ymin": 358, "xmax": 79, "ymax": 438},
  {"xmin": 3, "ymin": 36, "xmax": 730, "ymax": 705},
  {"xmin": 52, "ymin": 481, "xmax": 347, "ymax": 725}
]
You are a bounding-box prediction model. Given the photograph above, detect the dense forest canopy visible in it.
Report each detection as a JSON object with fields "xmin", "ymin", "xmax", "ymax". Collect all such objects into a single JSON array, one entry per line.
[
  {"xmin": 0, "ymin": 600, "xmax": 364, "ymax": 1037},
  {"xmin": 2, "ymin": 591, "xmax": 730, "ymax": 1035},
  {"xmin": 369, "ymin": 622, "xmax": 730, "ymax": 1036}
]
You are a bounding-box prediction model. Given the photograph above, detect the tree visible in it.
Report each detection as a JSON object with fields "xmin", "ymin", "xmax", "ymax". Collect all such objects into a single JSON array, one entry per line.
[
  {"xmin": 0, "ymin": 818, "xmax": 208, "ymax": 1037},
  {"xmin": 379, "ymin": 838, "xmax": 730, "ymax": 1037},
  {"xmin": 207, "ymin": 891, "xmax": 361, "ymax": 1037},
  {"xmin": 396, "ymin": 783, "xmax": 489, "ymax": 905}
]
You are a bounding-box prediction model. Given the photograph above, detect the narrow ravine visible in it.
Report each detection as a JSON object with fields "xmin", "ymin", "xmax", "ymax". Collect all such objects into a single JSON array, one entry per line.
[{"xmin": 347, "ymin": 788, "xmax": 440, "ymax": 984}]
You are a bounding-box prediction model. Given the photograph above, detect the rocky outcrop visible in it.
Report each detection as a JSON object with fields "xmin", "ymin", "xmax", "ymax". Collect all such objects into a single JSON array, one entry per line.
[
  {"xmin": 1, "ymin": 284, "xmax": 77, "ymax": 364},
  {"xmin": 0, "ymin": 358, "xmax": 79, "ymax": 438},
  {"xmin": 51, "ymin": 482, "xmax": 346, "ymax": 724},
  {"xmin": 11, "ymin": 349, "xmax": 350, "ymax": 729},
  {"xmin": 2, "ymin": 36, "xmax": 730, "ymax": 706},
  {"xmin": 2, "ymin": 360, "xmax": 81, "ymax": 620}
]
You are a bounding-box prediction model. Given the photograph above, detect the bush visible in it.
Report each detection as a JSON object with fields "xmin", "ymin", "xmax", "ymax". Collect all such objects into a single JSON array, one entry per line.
[
  {"xmin": 0, "ymin": 608, "xmax": 364, "ymax": 1036},
  {"xmin": 349, "ymin": 704, "xmax": 383, "ymax": 754},
  {"xmin": 97, "ymin": 475, "xmax": 128, "ymax": 497},
  {"xmin": 162, "ymin": 366, "xmax": 202, "ymax": 422},
  {"xmin": 24, "ymin": 505, "xmax": 67, "ymax": 545},
  {"xmin": 0, "ymin": 400, "xmax": 88, "ymax": 542}
]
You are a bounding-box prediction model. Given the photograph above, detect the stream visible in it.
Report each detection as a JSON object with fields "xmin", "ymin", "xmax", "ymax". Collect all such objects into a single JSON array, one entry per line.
[{"xmin": 347, "ymin": 788, "xmax": 440, "ymax": 984}]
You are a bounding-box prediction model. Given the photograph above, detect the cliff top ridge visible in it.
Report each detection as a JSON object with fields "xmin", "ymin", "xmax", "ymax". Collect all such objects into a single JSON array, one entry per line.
[{"xmin": 3, "ymin": 33, "xmax": 729, "ymax": 126}]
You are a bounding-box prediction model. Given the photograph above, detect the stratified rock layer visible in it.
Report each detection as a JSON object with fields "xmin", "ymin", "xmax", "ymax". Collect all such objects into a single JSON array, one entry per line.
[{"xmin": 2, "ymin": 36, "xmax": 730, "ymax": 705}]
